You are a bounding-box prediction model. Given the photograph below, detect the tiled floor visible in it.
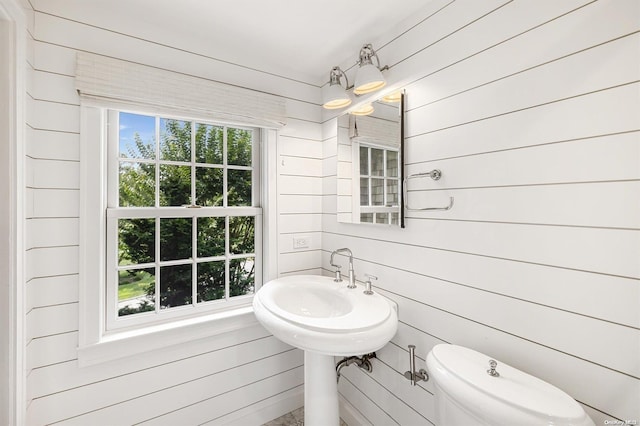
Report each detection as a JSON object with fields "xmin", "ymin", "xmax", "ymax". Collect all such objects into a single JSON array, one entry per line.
[
  {"xmin": 262, "ymin": 407, "xmax": 304, "ymax": 426},
  {"xmin": 262, "ymin": 407, "xmax": 348, "ymax": 426}
]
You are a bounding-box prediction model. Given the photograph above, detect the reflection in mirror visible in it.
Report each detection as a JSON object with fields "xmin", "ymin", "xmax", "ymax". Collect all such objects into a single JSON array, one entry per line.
[{"xmin": 336, "ymin": 91, "xmax": 404, "ymax": 227}]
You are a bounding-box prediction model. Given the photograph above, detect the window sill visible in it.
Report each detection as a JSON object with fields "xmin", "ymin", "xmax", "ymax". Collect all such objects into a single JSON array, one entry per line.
[{"xmin": 77, "ymin": 305, "xmax": 258, "ymax": 367}]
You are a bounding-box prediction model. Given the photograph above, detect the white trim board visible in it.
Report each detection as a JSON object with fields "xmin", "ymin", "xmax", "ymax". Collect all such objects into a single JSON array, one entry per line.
[{"xmin": 0, "ymin": 0, "xmax": 26, "ymax": 424}]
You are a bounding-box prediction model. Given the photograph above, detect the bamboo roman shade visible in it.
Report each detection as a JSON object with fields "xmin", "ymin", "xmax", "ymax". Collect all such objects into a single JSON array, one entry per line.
[{"xmin": 75, "ymin": 52, "xmax": 286, "ymax": 128}]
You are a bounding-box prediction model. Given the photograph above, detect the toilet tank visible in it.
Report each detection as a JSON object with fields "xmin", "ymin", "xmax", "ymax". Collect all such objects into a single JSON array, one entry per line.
[{"xmin": 426, "ymin": 344, "xmax": 595, "ymax": 426}]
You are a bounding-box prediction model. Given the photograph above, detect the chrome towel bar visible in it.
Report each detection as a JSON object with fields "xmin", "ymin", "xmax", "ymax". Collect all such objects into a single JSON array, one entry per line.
[{"xmin": 403, "ymin": 169, "xmax": 454, "ymax": 211}]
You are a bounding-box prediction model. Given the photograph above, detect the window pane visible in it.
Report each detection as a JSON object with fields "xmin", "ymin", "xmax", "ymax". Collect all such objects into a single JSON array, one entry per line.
[
  {"xmin": 359, "ymin": 146, "xmax": 368, "ymax": 175},
  {"xmin": 360, "ymin": 177, "xmax": 369, "ymax": 206},
  {"xmin": 160, "ymin": 264, "xmax": 192, "ymax": 309},
  {"xmin": 386, "ymin": 151, "xmax": 398, "ymax": 177},
  {"xmin": 230, "ymin": 216, "xmax": 254, "ymax": 255},
  {"xmin": 119, "ymin": 112, "xmax": 155, "ymax": 160},
  {"xmin": 375, "ymin": 213, "xmax": 389, "ymax": 224},
  {"xmin": 119, "ymin": 162, "xmax": 155, "ymax": 207},
  {"xmin": 197, "ymin": 217, "xmax": 225, "ymax": 258},
  {"xmin": 160, "ymin": 118, "xmax": 191, "ymax": 162},
  {"xmin": 371, "ymin": 178, "xmax": 384, "ymax": 206},
  {"xmin": 159, "ymin": 165, "xmax": 191, "ymax": 206},
  {"xmin": 227, "ymin": 128, "xmax": 252, "ymax": 166},
  {"xmin": 118, "ymin": 218, "xmax": 155, "ymax": 265},
  {"xmin": 195, "ymin": 124, "xmax": 223, "ymax": 164},
  {"xmin": 390, "ymin": 213, "xmax": 399, "ymax": 225},
  {"xmin": 230, "ymin": 257, "xmax": 254, "ymax": 297},
  {"xmin": 371, "ymin": 148, "xmax": 384, "ymax": 176},
  {"xmin": 360, "ymin": 213, "xmax": 373, "ymax": 223},
  {"xmin": 160, "ymin": 218, "xmax": 192, "ymax": 261},
  {"xmin": 197, "ymin": 261, "xmax": 225, "ymax": 302},
  {"xmin": 228, "ymin": 169, "xmax": 252, "ymax": 206},
  {"xmin": 195, "ymin": 167, "xmax": 223, "ymax": 206},
  {"xmin": 386, "ymin": 179, "xmax": 399, "ymax": 206},
  {"xmin": 118, "ymin": 268, "xmax": 155, "ymax": 317}
]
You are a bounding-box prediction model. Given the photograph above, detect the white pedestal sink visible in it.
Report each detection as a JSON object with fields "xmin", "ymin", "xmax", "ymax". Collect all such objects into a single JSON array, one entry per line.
[{"xmin": 253, "ymin": 275, "xmax": 398, "ymax": 426}]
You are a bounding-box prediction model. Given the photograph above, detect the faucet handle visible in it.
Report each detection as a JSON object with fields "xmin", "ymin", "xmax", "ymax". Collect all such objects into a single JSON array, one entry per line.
[
  {"xmin": 363, "ymin": 274, "xmax": 377, "ymax": 295},
  {"xmin": 333, "ymin": 264, "xmax": 342, "ymax": 282}
]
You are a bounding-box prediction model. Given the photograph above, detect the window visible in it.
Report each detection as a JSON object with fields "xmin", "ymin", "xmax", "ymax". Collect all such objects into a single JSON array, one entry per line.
[
  {"xmin": 105, "ymin": 111, "xmax": 262, "ymax": 330},
  {"xmin": 76, "ymin": 53, "xmax": 282, "ymax": 364},
  {"xmin": 358, "ymin": 144, "xmax": 400, "ymax": 225}
]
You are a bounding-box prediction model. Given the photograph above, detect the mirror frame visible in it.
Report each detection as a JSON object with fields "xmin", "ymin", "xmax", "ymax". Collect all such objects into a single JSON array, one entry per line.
[{"xmin": 400, "ymin": 91, "xmax": 405, "ymax": 228}]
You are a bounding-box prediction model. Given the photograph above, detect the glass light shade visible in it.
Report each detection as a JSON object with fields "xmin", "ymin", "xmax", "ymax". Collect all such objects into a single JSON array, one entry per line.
[
  {"xmin": 381, "ymin": 91, "xmax": 402, "ymax": 103},
  {"xmin": 323, "ymin": 83, "xmax": 352, "ymax": 109},
  {"xmin": 354, "ymin": 63, "xmax": 386, "ymax": 95},
  {"xmin": 350, "ymin": 103, "xmax": 374, "ymax": 116}
]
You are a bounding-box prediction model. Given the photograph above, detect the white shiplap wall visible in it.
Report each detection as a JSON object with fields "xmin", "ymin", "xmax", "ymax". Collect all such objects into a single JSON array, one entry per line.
[
  {"xmin": 322, "ymin": 0, "xmax": 640, "ymax": 424},
  {"xmin": 23, "ymin": 4, "xmax": 323, "ymax": 425},
  {"xmin": 20, "ymin": 0, "xmax": 640, "ymax": 424}
]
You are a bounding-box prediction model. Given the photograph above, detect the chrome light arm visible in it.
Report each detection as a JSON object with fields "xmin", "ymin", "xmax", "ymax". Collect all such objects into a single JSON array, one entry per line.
[
  {"xmin": 358, "ymin": 44, "xmax": 389, "ymax": 72},
  {"xmin": 329, "ymin": 66, "xmax": 351, "ymax": 90}
]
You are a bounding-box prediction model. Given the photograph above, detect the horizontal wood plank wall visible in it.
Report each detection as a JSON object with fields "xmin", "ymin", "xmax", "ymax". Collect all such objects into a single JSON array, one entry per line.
[
  {"xmin": 24, "ymin": 5, "xmax": 323, "ymax": 424},
  {"xmin": 322, "ymin": 0, "xmax": 640, "ymax": 424}
]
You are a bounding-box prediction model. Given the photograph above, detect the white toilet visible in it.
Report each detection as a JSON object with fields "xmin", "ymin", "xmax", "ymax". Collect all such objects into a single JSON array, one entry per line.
[{"xmin": 426, "ymin": 344, "xmax": 595, "ymax": 426}]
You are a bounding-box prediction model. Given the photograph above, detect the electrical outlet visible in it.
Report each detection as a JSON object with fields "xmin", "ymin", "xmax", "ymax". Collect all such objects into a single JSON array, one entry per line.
[{"xmin": 293, "ymin": 235, "xmax": 310, "ymax": 249}]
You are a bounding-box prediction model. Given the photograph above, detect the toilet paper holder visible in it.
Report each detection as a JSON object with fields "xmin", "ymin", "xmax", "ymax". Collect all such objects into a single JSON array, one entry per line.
[{"xmin": 404, "ymin": 344, "xmax": 429, "ymax": 385}]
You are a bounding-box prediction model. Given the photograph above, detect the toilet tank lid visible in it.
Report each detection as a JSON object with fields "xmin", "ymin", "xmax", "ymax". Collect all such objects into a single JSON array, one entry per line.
[{"xmin": 429, "ymin": 344, "xmax": 587, "ymax": 421}]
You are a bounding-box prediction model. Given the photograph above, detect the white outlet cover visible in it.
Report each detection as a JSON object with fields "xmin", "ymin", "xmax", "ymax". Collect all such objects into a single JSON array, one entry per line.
[{"xmin": 293, "ymin": 235, "xmax": 310, "ymax": 249}]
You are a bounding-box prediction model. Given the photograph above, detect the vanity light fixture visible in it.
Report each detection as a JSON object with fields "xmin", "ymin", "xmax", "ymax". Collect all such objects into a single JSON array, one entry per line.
[
  {"xmin": 323, "ymin": 66, "xmax": 352, "ymax": 110},
  {"xmin": 353, "ymin": 44, "xmax": 389, "ymax": 95},
  {"xmin": 350, "ymin": 103, "xmax": 374, "ymax": 116},
  {"xmin": 322, "ymin": 43, "xmax": 389, "ymax": 110},
  {"xmin": 381, "ymin": 90, "xmax": 402, "ymax": 103}
]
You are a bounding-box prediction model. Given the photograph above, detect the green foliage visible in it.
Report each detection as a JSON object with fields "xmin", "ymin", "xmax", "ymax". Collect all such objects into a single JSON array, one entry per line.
[
  {"xmin": 118, "ymin": 117, "xmax": 256, "ymax": 317},
  {"xmin": 227, "ymin": 128, "xmax": 252, "ymax": 166},
  {"xmin": 159, "ymin": 264, "xmax": 192, "ymax": 308},
  {"xmin": 195, "ymin": 124, "xmax": 223, "ymax": 164},
  {"xmin": 229, "ymin": 257, "xmax": 255, "ymax": 297},
  {"xmin": 119, "ymin": 162, "xmax": 155, "ymax": 207},
  {"xmin": 159, "ymin": 164, "xmax": 191, "ymax": 206},
  {"xmin": 118, "ymin": 269, "xmax": 154, "ymax": 299},
  {"xmin": 196, "ymin": 261, "xmax": 225, "ymax": 302},
  {"xmin": 118, "ymin": 300, "xmax": 155, "ymax": 316},
  {"xmin": 118, "ymin": 219, "xmax": 154, "ymax": 264}
]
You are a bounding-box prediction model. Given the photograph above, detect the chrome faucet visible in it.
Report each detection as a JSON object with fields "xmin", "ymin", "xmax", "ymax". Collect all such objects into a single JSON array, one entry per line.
[{"xmin": 330, "ymin": 248, "xmax": 356, "ymax": 288}]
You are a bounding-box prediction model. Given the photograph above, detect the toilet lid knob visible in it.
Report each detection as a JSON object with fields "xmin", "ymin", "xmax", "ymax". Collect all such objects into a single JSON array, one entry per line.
[{"xmin": 487, "ymin": 359, "xmax": 500, "ymax": 377}]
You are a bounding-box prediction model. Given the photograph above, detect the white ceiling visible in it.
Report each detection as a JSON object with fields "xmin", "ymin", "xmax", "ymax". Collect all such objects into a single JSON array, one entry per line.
[{"xmin": 32, "ymin": 0, "xmax": 433, "ymax": 85}]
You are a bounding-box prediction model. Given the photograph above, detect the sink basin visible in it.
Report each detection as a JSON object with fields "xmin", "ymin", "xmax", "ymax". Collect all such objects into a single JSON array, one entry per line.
[
  {"xmin": 253, "ymin": 274, "xmax": 398, "ymax": 426},
  {"xmin": 253, "ymin": 274, "xmax": 398, "ymax": 356}
]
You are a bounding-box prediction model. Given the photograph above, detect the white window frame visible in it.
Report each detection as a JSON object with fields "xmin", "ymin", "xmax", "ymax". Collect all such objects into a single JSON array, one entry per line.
[
  {"xmin": 78, "ymin": 99, "xmax": 279, "ymax": 366},
  {"xmin": 106, "ymin": 110, "xmax": 262, "ymax": 331}
]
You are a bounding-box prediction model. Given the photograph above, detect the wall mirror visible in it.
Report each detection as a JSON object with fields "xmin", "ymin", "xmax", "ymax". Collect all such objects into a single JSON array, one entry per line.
[{"xmin": 336, "ymin": 91, "xmax": 405, "ymax": 227}]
